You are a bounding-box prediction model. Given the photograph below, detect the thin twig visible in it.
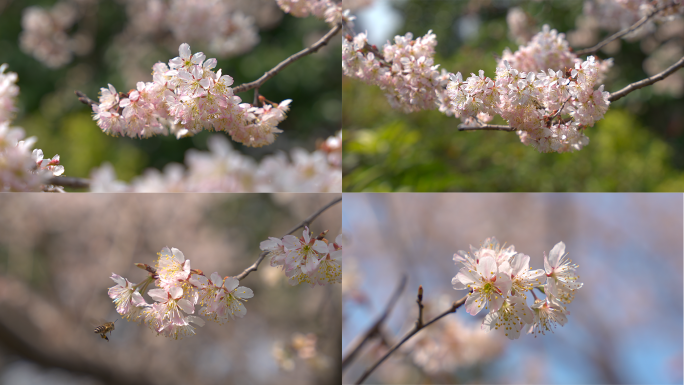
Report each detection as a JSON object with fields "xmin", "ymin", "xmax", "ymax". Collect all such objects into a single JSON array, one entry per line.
[
  {"xmin": 74, "ymin": 90, "xmax": 98, "ymax": 107},
  {"xmin": 354, "ymin": 292, "xmax": 470, "ymax": 385},
  {"xmin": 235, "ymin": 196, "xmax": 341, "ymax": 281},
  {"xmin": 574, "ymin": 0, "xmax": 681, "ymax": 56},
  {"xmin": 47, "ymin": 176, "xmax": 90, "ymax": 189},
  {"xmin": 232, "ymin": 23, "xmax": 342, "ymax": 94},
  {"xmin": 457, "ymin": 124, "xmax": 516, "ymax": 132},
  {"xmin": 415, "ymin": 285, "xmax": 424, "ymax": 329},
  {"xmin": 608, "ymin": 55, "xmax": 684, "ymax": 102},
  {"xmin": 284, "ymin": 196, "xmax": 342, "ymax": 235},
  {"xmin": 342, "ymin": 275, "xmax": 408, "ymax": 371}
]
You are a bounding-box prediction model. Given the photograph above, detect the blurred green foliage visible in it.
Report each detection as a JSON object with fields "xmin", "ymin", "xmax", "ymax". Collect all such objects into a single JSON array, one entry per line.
[
  {"xmin": 0, "ymin": 0, "xmax": 340, "ymax": 188},
  {"xmin": 343, "ymin": 0, "xmax": 684, "ymax": 191}
]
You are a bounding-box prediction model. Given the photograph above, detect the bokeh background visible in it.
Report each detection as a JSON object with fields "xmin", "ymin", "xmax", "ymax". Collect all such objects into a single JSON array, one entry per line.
[
  {"xmin": 342, "ymin": 193, "xmax": 683, "ymax": 384},
  {"xmin": 342, "ymin": 0, "xmax": 684, "ymax": 191},
  {"xmin": 0, "ymin": 0, "xmax": 340, "ymax": 186},
  {"xmin": 0, "ymin": 193, "xmax": 341, "ymax": 385}
]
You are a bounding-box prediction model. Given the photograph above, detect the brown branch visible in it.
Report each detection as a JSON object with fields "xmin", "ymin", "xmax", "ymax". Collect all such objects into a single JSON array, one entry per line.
[
  {"xmin": 458, "ymin": 124, "xmax": 516, "ymax": 132},
  {"xmin": 342, "ymin": 274, "xmax": 407, "ymax": 371},
  {"xmin": 284, "ymin": 196, "xmax": 342, "ymax": 235},
  {"xmin": 47, "ymin": 176, "xmax": 91, "ymax": 189},
  {"xmin": 354, "ymin": 291, "xmax": 470, "ymax": 385},
  {"xmin": 574, "ymin": 1, "xmax": 681, "ymax": 56},
  {"xmin": 75, "ymin": 90, "xmax": 98, "ymax": 107},
  {"xmin": 235, "ymin": 196, "xmax": 341, "ymax": 281},
  {"xmin": 608, "ymin": 55, "xmax": 684, "ymax": 102},
  {"xmin": 232, "ymin": 23, "xmax": 342, "ymax": 94}
]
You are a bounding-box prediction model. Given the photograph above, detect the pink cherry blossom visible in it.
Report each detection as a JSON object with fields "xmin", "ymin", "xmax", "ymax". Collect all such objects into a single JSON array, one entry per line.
[
  {"xmin": 527, "ymin": 295, "xmax": 569, "ymax": 337},
  {"xmin": 453, "ymin": 256, "xmax": 512, "ymax": 315},
  {"xmin": 544, "ymin": 241, "xmax": 583, "ymax": 304},
  {"xmin": 282, "ymin": 226, "xmax": 329, "ymax": 274},
  {"xmin": 482, "ymin": 294, "xmax": 534, "ymax": 340}
]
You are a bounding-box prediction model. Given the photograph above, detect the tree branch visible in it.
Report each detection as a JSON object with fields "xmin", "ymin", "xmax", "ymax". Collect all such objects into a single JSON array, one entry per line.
[
  {"xmin": 74, "ymin": 90, "xmax": 98, "ymax": 107},
  {"xmin": 235, "ymin": 196, "xmax": 341, "ymax": 281},
  {"xmin": 232, "ymin": 23, "xmax": 342, "ymax": 94},
  {"xmin": 47, "ymin": 176, "xmax": 91, "ymax": 189},
  {"xmin": 341, "ymin": 274, "xmax": 407, "ymax": 371},
  {"xmin": 574, "ymin": 0, "xmax": 681, "ymax": 57},
  {"xmin": 608, "ymin": 55, "xmax": 684, "ymax": 102},
  {"xmin": 354, "ymin": 291, "xmax": 470, "ymax": 385},
  {"xmin": 457, "ymin": 124, "xmax": 516, "ymax": 132}
]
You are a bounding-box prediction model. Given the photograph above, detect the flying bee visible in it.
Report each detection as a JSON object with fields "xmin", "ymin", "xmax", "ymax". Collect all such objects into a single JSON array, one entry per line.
[{"xmin": 94, "ymin": 319, "xmax": 117, "ymax": 341}]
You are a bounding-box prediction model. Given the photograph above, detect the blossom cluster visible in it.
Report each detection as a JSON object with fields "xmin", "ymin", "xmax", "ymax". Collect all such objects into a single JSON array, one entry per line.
[
  {"xmin": 276, "ymin": 0, "xmax": 346, "ymax": 26},
  {"xmin": 342, "ymin": 17, "xmax": 620, "ymax": 152},
  {"xmin": 452, "ymin": 237, "xmax": 583, "ymax": 339},
  {"xmin": 108, "ymin": 246, "xmax": 254, "ymax": 340},
  {"xmin": 446, "ymin": 26, "xmax": 612, "ymax": 153},
  {"xmin": 92, "ymin": 43, "xmax": 292, "ymax": 147},
  {"xmin": 0, "ymin": 64, "xmax": 64, "ymax": 192},
  {"xmin": 260, "ymin": 227, "xmax": 342, "ymax": 287},
  {"xmin": 342, "ymin": 31, "xmax": 452, "ymax": 113},
  {"xmin": 19, "ymin": 0, "xmax": 94, "ymax": 69},
  {"xmin": 89, "ymin": 131, "xmax": 341, "ymax": 192}
]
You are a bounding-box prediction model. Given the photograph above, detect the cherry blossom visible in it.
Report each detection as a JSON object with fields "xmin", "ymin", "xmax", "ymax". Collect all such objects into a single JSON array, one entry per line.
[
  {"xmin": 544, "ymin": 241, "xmax": 583, "ymax": 304},
  {"xmin": 109, "ymin": 247, "xmax": 254, "ymax": 339},
  {"xmin": 453, "ymin": 256, "xmax": 512, "ymax": 315},
  {"xmin": 452, "ymin": 237, "xmax": 581, "ymax": 339},
  {"xmin": 282, "ymin": 226, "xmax": 330, "ymax": 275},
  {"xmin": 145, "ymin": 286, "xmax": 205, "ymax": 340},
  {"xmin": 499, "ymin": 253, "xmax": 546, "ymax": 298},
  {"xmin": 482, "ymin": 294, "xmax": 534, "ymax": 340},
  {"xmin": 261, "ymin": 237, "xmax": 289, "ymax": 268},
  {"xmin": 527, "ymin": 294, "xmax": 569, "ymax": 337},
  {"xmin": 108, "ymin": 273, "xmax": 146, "ymax": 320},
  {"xmin": 344, "ymin": 20, "xmax": 620, "ymax": 153},
  {"xmin": 261, "ymin": 229, "xmax": 343, "ymax": 287},
  {"xmin": 155, "ymin": 246, "xmax": 191, "ymax": 290},
  {"xmin": 196, "ymin": 276, "xmax": 254, "ymax": 324},
  {"xmin": 93, "ymin": 43, "xmax": 292, "ymax": 147}
]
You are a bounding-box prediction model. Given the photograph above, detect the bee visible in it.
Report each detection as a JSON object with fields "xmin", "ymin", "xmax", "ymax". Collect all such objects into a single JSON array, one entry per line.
[{"xmin": 94, "ymin": 319, "xmax": 117, "ymax": 341}]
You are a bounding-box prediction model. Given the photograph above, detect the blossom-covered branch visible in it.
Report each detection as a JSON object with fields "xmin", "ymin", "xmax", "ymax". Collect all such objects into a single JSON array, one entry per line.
[
  {"xmin": 458, "ymin": 55, "xmax": 684, "ymax": 131},
  {"xmin": 257, "ymin": 197, "xmax": 343, "ymax": 286},
  {"xmin": 1, "ymin": 64, "xmax": 65, "ymax": 192},
  {"xmin": 237, "ymin": 195, "xmax": 341, "ymax": 281},
  {"xmin": 458, "ymin": 124, "xmax": 516, "ymax": 132},
  {"xmin": 75, "ymin": 22, "xmax": 342, "ymax": 106},
  {"xmin": 232, "ymin": 23, "xmax": 342, "ymax": 94},
  {"xmin": 343, "ymin": 2, "xmax": 683, "ymax": 153},
  {"xmin": 354, "ymin": 290, "xmax": 469, "ymax": 385},
  {"xmin": 574, "ymin": 0, "xmax": 682, "ymax": 56},
  {"xmin": 107, "ymin": 197, "xmax": 340, "ymax": 340},
  {"xmin": 342, "ymin": 274, "xmax": 407, "ymax": 371}
]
